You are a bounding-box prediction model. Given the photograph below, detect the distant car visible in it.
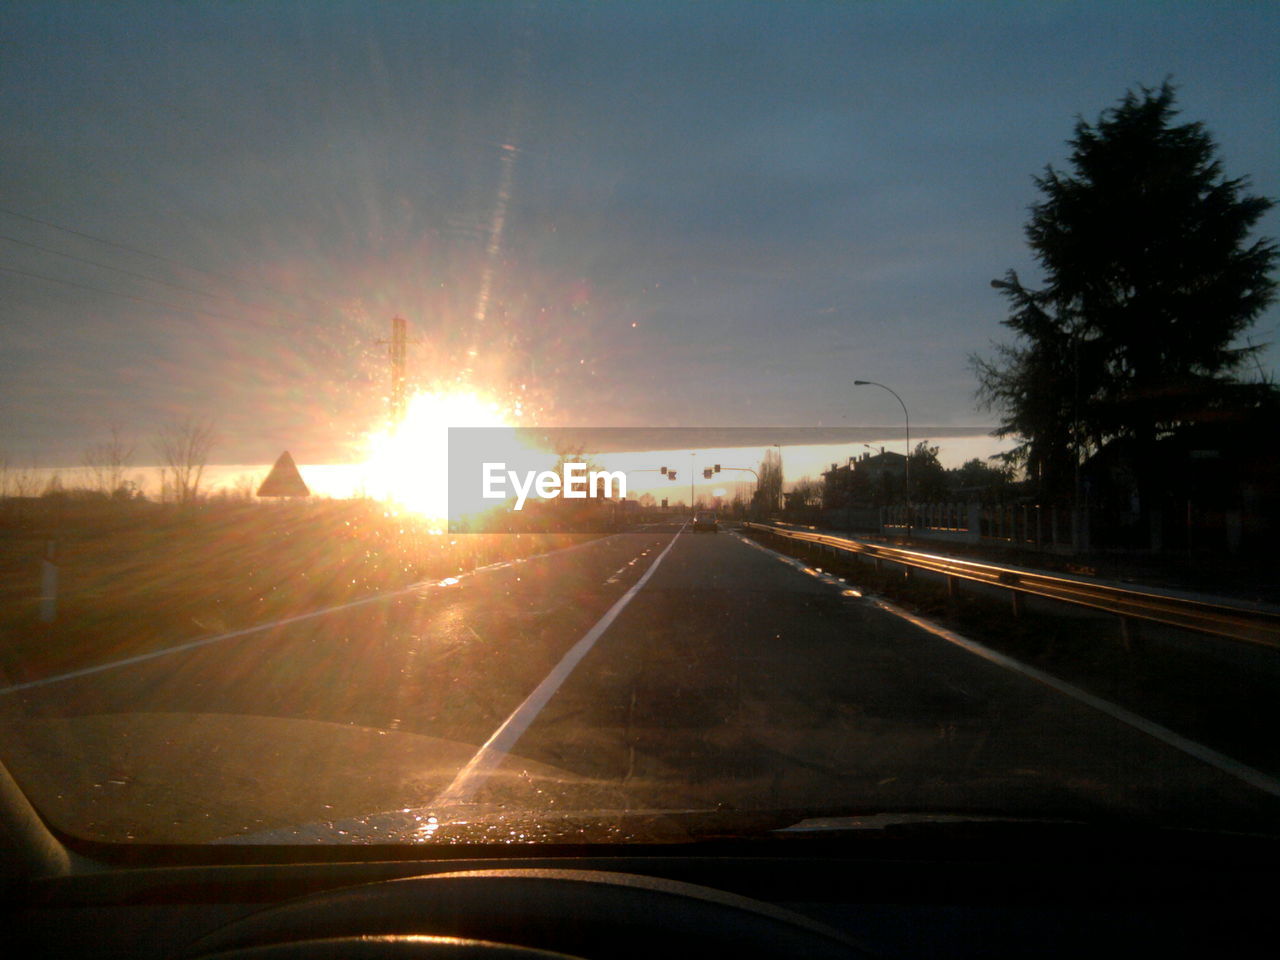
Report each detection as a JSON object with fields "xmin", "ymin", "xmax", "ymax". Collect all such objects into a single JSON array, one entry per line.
[{"xmin": 691, "ymin": 511, "xmax": 718, "ymax": 532}]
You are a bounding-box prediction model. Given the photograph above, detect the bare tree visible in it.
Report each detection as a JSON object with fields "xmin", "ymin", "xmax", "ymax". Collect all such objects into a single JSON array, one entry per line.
[
  {"xmin": 81, "ymin": 423, "xmax": 136, "ymax": 496},
  {"xmin": 756, "ymin": 447, "xmax": 783, "ymax": 512},
  {"xmin": 231, "ymin": 471, "xmax": 261, "ymax": 502},
  {"xmin": 2, "ymin": 453, "xmax": 42, "ymax": 498},
  {"xmin": 789, "ymin": 476, "xmax": 823, "ymax": 508},
  {"xmin": 153, "ymin": 417, "xmax": 218, "ymax": 505}
]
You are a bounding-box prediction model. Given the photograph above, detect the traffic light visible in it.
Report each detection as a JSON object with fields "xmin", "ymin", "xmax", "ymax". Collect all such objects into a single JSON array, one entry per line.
[
  {"xmin": 659, "ymin": 466, "xmax": 667, "ymax": 475},
  {"xmin": 668, "ymin": 471, "xmax": 677, "ymax": 481},
  {"xmin": 714, "ymin": 464, "xmax": 721, "ymax": 473},
  {"xmin": 703, "ymin": 468, "xmax": 713, "ymax": 479}
]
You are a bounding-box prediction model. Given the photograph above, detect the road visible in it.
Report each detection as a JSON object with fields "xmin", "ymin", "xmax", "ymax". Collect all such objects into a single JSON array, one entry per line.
[{"xmin": 3, "ymin": 521, "xmax": 1279, "ymax": 843}]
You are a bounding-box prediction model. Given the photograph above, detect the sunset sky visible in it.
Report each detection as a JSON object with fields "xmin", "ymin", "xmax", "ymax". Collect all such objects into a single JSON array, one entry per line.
[{"xmin": 3, "ymin": 1, "xmax": 1277, "ymax": 473}]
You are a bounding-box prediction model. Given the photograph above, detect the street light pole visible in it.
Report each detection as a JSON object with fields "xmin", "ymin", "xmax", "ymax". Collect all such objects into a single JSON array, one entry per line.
[
  {"xmin": 773, "ymin": 443, "xmax": 782, "ymax": 516},
  {"xmin": 853, "ymin": 379, "xmax": 910, "ymax": 537},
  {"xmin": 690, "ymin": 452, "xmax": 695, "ymax": 515}
]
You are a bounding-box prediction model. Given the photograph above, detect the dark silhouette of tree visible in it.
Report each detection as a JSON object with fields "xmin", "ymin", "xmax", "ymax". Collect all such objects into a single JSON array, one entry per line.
[
  {"xmin": 81, "ymin": 423, "xmax": 135, "ymax": 497},
  {"xmin": 972, "ymin": 82, "xmax": 1276, "ymax": 504},
  {"xmin": 789, "ymin": 475, "xmax": 823, "ymax": 508},
  {"xmin": 947, "ymin": 457, "xmax": 1015, "ymax": 503},
  {"xmin": 756, "ymin": 447, "xmax": 783, "ymax": 512},
  {"xmin": 907, "ymin": 442, "xmax": 947, "ymax": 501}
]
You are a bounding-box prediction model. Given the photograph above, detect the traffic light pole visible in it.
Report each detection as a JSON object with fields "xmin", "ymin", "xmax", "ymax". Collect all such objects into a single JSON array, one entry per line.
[{"xmin": 641, "ymin": 463, "xmax": 753, "ymax": 513}]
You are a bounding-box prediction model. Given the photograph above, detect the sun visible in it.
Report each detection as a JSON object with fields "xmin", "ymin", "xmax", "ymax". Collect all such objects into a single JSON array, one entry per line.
[{"xmin": 362, "ymin": 388, "xmax": 513, "ymax": 523}]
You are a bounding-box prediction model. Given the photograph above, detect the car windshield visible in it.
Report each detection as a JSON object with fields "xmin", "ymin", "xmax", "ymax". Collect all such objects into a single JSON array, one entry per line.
[{"xmin": 2, "ymin": 1, "xmax": 1278, "ymax": 849}]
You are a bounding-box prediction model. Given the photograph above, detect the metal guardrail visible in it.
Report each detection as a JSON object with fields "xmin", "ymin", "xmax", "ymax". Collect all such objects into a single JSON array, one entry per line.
[{"xmin": 742, "ymin": 522, "xmax": 1280, "ymax": 650}]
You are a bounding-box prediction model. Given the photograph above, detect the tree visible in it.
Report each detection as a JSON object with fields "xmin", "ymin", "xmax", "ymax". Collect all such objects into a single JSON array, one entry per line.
[
  {"xmin": 41, "ymin": 471, "xmax": 65, "ymax": 498},
  {"xmin": 789, "ymin": 475, "xmax": 823, "ymax": 509},
  {"xmin": 81, "ymin": 423, "xmax": 135, "ymax": 497},
  {"xmin": 1, "ymin": 453, "xmax": 41, "ymax": 499},
  {"xmin": 154, "ymin": 416, "xmax": 218, "ymax": 505},
  {"xmin": 231, "ymin": 471, "xmax": 262, "ymax": 502},
  {"xmin": 948, "ymin": 457, "xmax": 1015, "ymax": 503},
  {"xmin": 907, "ymin": 442, "xmax": 947, "ymax": 501},
  {"xmin": 972, "ymin": 82, "xmax": 1276, "ymax": 504},
  {"xmin": 755, "ymin": 447, "xmax": 783, "ymax": 513},
  {"xmin": 548, "ymin": 443, "xmax": 611, "ymax": 502}
]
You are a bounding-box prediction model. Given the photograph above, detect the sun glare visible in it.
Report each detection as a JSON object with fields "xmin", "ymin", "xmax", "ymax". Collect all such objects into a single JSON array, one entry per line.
[{"xmin": 362, "ymin": 388, "xmax": 513, "ymax": 523}]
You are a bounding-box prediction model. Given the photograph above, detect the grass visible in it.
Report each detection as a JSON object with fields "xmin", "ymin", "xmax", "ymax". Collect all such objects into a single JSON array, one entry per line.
[{"xmin": 0, "ymin": 497, "xmax": 600, "ymax": 684}]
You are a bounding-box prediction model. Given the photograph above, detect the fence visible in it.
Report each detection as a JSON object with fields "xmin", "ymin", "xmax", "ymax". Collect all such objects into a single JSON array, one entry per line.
[{"xmin": 880, "ymin": 502, "xmax": 1084, "ymax": 552}]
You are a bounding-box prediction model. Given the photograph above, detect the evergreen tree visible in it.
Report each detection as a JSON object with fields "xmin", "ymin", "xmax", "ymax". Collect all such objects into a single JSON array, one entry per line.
[{"xmin": 973, "ymin": 82, "xmax": 1276, "ymax": 503}]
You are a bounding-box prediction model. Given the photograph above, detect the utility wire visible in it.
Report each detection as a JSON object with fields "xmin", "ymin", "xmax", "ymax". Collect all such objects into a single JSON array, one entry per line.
[
  {"xmin": 0, "ymin": 233, "xmax": 309, "ymax": 322},
  {"xmin": 0, "ymin": 264, "xmax": 244, "ymax": 324},
  {"xmin": 0, "ymin": 204, "xmax": 338, "ymax": 310}
]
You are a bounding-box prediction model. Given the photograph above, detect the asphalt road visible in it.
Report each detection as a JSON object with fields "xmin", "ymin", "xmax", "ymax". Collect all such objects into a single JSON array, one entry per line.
[{"xmin": 3, "ymin": 521, "xmax": 1279, "ymax": 843}]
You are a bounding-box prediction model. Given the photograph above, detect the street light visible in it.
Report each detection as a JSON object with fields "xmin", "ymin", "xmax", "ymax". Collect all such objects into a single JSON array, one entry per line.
[
  {"xmin": 690, "ymin": 452, "xmax": 696, "ymax": 515},
  {"xmin": 853, "ymin": 379, "xmax": 910, "ymax": 536}
]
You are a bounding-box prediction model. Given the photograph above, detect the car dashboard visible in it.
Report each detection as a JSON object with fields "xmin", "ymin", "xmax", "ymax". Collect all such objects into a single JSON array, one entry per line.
[{"xmin": 7, "ymin": 824, "xmax": 1276, "ymax": 959}]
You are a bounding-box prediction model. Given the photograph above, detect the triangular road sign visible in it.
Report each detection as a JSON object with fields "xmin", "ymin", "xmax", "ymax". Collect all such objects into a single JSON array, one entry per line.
[{"xmin": 257, "ymin": 451, "xmax": 310, "ymax": 497}]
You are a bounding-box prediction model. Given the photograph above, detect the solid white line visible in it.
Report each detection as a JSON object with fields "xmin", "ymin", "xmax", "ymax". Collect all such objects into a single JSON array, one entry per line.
[
  {"xmin": 738, "ymin": 528, "xmax": 1280, "ymax": 798},
  {"xmin": 0, "ymin": 533, "xmax": 622, "ymax": 696},
  {"xmin": 0, "ymin": 591, "xmax": 397, "ymax": 695},
  {"xmin": 867, "ymin": 596, "xmax": 1280, "ymax": 798},
  {"xmin": 434, "ymin": 525, "xmax": 685, "ymax": 806}
]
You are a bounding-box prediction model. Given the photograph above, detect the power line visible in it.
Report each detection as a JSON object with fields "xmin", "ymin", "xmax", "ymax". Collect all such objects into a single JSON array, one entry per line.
[
  {"xmin": 0, "ymin": 233, "xmax": 302, "ymax": 318},
  {"xmin": 0, "ymin": 204, "xmax": 339, "ymax": 310},
  {"xmin": 0, "ymin": 264, "xmax": 244, "ymax": 324}
]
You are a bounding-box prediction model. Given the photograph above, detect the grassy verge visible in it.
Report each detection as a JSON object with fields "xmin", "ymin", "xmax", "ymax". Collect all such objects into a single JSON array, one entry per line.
[{"xmin": 0, "ymin": 498, "xmax": 603, "ymax": 683}]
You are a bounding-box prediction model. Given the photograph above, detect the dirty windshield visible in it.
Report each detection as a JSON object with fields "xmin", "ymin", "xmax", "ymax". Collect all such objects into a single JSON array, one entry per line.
[{"xmin": 1, "ymin": 1, "xmax": 1278, "ymax": 846}]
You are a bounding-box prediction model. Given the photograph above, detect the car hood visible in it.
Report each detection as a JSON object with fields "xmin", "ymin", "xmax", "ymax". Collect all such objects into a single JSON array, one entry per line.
[{"xmin": 5, "ymin": 711, "xmax": 1279, "ymax": 848}]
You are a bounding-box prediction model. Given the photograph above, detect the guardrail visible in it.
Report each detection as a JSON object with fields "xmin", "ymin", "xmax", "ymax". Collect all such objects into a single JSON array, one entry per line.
[{"xmin": 742, "ymin": 522, "xmax": 1280, "ymax": 650}]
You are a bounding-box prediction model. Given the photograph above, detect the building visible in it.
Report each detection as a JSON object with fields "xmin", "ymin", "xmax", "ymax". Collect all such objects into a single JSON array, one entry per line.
[{"xmin": 821, "ymin": 448, "xmax": 907, "ymax": 509}]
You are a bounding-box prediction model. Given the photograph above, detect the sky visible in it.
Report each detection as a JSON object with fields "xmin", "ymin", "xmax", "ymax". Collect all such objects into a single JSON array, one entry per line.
[{"xmin": 2, "ymin": 1, "xmax": 1278, "ymax": 473}]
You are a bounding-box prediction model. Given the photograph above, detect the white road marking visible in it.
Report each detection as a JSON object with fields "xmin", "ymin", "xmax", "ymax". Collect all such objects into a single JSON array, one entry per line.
[
  {"xmin": 0, "ymin": 592, "xmax": 397, "ymax": 696},
  {"xmin": 604, "ymin": 548, "xmax": 651, "ymax": 584},
  {"xmin": 870, "ymin": 597, "xmax": 1280, "ymax": 798},
  {"xmin": 740, "ymin": 529, "xmax": 1280, "ymax": 798},
  {"xmin": 434, "ymin": 525, "xmax": 685, "ymax": 806},
  {"xmin": 0, "ymin": 533, "xmax": 621, "ymax": 696}
]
